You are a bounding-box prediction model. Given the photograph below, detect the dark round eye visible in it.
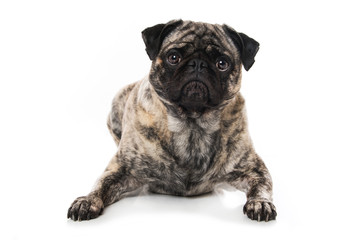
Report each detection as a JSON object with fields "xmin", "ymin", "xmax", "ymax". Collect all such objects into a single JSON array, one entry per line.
[
  {"xmin": 167, "ymin": 53, "xmax": 181, "ymax": 65},
  {"xmin": 216, "ymin": 59, "xmax": 230, "ymax": 71}
]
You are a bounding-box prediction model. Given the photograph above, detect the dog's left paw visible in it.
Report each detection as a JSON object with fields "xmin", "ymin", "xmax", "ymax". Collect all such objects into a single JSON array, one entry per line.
[{"xmin": 243, "ymin": 199, "xmax": 277, "ymax": 222}]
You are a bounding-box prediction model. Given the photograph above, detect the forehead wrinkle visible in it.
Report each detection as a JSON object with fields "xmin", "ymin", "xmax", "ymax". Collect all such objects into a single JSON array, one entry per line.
[
  {"xmin": 161, "ymin": 40, "xmax": 232, "ymax": 59},
  {"xmin": 166, "ymin": 23, "xmax": 212, "ymax": 45},
  {"xmin": 161, "ymin": 22, "xmax": 237, "ymax": 57}
]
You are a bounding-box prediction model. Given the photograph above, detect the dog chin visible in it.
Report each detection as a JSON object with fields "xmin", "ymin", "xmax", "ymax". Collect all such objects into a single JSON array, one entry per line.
[{"xmin": 168, "ymin": 97, "xmax": 208, "ymax": 118}]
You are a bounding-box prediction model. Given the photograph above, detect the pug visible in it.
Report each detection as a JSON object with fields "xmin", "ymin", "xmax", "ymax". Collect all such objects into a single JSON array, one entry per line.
[{"xmin": 67, "ymin": 19, "xmax": 277, "ymax": 222}]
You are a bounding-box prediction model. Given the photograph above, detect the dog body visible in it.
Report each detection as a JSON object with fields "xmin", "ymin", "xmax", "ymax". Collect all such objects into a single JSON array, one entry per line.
[
  {"xmin": 68, "ymin": 20, "xmax": 276, "ymax": 222},
  {"xmin": 108, "ymin": 78, "xmax": 252, "ymax": 197}
]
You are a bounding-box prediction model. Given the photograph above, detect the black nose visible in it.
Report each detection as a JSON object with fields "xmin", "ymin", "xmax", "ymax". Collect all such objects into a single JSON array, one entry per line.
[{"xmin": 188, "ymin": 59, "xmax": 208, "ymax": 72}]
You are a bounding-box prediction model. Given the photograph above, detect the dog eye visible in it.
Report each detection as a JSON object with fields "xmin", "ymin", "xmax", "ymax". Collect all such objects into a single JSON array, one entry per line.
[
  {"xmin": 216, "ymin": 59, "xmax": 230, "ymax": 71},
  {"xmin": 167, "ymin": 53, "xmax": 181, "ymax": 65}
]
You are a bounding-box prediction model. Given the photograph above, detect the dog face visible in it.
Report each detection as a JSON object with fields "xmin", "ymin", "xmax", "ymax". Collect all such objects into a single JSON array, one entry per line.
[{"xmin": 142, "ymin": 20, "xmax": 259, "ymax": 116}]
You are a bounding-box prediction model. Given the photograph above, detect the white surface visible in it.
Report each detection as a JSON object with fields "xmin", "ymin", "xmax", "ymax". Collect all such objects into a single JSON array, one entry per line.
[{"xmin": 1, "ymin": 0, "xmax": 359, "ymax": 239}]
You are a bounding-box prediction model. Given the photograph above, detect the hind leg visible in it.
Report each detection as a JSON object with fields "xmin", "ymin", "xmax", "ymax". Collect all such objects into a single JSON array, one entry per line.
[{"xmin": 107, "ymin": 83, "xmax": 137, "ymax": 145}]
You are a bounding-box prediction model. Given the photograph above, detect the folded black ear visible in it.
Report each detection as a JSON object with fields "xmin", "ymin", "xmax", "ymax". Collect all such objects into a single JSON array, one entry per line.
[
  {"xmin": 142, "ymin": 20, "xmax": 183, "ymax": 60},
  {"xmin": 223, "ymin": 25, "xmax": 260, "ymax": 71}
]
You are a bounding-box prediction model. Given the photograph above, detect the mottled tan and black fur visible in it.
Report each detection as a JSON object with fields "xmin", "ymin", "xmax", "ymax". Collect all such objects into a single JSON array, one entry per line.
[{"xmin": 68, "ymin": 20, "xmax": 276, "ymax": 222}]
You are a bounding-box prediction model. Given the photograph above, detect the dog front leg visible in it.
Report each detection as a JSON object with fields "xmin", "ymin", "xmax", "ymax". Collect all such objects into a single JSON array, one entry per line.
[
  {"xmin": 226, "ymin": 153, "xmax": 277, "ymax": 222},
  {"xmin": 67, "ymin": 155, "xmax": 142, "ymax": 221}
]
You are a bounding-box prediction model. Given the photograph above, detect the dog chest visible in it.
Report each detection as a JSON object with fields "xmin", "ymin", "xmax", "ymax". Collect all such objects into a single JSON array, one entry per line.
[{"xmin": 167, "ymin": 114, "xmax": 221, "ymax": 170}]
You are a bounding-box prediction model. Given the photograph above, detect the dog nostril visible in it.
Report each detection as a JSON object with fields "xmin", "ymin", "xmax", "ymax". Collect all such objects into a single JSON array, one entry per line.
[
  {"xmin": 199, "ymin": 61, "xmax": 208, "ymax": 69},
  {"xmin": 188, "ymin": 59, "xmax": 208, "ymax": 72},
  {"xmin": 188, "ymin": 60, "xmax": 196, "ymax": 67}
]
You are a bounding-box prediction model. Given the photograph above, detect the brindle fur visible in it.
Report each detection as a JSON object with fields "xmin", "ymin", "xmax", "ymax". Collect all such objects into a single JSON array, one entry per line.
[{"xmin": 68, "ymin": 20, "xmax": 276, "ymax": 222}]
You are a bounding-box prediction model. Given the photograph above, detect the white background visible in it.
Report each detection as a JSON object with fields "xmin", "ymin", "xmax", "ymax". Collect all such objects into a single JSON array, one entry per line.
[{"xmin": 1, "ymin": 0, "xmax": 359, "ymax": 239}]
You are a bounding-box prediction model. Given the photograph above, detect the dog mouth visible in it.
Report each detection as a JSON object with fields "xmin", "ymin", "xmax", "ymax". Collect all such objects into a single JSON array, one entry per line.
[{"xmin": 181, "ymin": 80, "xmax": 209, "ymax": 103}]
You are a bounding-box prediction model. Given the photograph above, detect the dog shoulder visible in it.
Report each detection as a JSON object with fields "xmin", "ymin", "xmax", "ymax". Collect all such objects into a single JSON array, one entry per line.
[
  {"xmin": 219, "ymin": 93, "xmax": 254, "ymax": 168},
  {"xmin": 221, "ymin": 93, "xmax": 247, "ymax": 129}
]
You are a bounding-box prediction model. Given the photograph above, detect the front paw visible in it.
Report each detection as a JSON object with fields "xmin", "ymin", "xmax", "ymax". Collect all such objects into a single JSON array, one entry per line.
[
  {"xmin": 243, "ymin": 199, "xmax": 277, "ymax": 222},
  {"xmin": 67, "ymin": 195, "xmax": 104, "ymax": 221}
]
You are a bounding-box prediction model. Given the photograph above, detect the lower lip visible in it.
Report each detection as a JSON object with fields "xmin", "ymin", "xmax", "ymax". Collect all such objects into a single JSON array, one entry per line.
[{"xmin": 182, "ymin": 80, "xmax": 208, "ymax": 100}]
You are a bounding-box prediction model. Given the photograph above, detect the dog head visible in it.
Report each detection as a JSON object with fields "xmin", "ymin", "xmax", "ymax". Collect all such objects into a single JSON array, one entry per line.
[{"xmin": 142, "ymin": 20, "xmax": 259, "ymax": 117}]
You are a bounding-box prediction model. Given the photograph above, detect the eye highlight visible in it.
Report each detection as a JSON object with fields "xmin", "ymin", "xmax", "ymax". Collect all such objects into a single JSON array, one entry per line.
[
  {"xmin": 216, "ymin": 58, "xmax": 230, "ymax": 71},
  {"xmin": 167, "ymin": 52, "xmax": 182, "ymax": 65}
]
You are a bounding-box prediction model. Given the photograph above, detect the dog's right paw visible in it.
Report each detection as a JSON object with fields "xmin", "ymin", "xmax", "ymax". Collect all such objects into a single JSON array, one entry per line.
[{"xmin": 67, "ymin": 195, "xmax": 104, "ymax": 221}]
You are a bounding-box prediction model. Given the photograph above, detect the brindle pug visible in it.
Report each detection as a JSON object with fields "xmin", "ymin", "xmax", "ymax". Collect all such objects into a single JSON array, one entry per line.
[{"xmin": 68, "ymin": 20, "xmax": 277, "ymax": 222}]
